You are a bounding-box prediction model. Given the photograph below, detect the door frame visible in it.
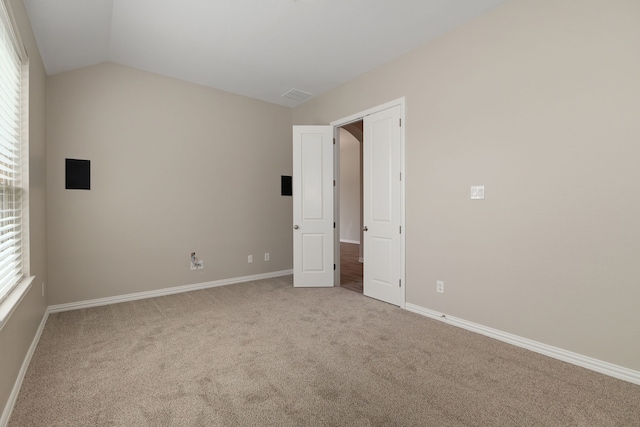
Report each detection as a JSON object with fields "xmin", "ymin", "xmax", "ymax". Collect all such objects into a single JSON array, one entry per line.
[{"xmin": 330, "ymin": 98, "xmax": 406, "ymax": 308}]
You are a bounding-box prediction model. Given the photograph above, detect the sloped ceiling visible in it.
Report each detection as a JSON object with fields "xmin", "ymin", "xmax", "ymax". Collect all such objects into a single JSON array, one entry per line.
[{"xmin": 24, "ymin": 0, "xmax": 511, "ymax": 107}]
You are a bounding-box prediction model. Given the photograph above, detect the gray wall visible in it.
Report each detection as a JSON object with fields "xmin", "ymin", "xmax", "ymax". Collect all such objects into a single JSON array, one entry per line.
[
  {"xmin": 0, "ymin": 0, "xmax": 48, "ymax": 418},
  {"xmin": 293, "ymin": 0, "xmax": 640, "ymax": 371},
  {"xmin": 46, "ymin": 63, "xmax": 293, "ymax": 305}
]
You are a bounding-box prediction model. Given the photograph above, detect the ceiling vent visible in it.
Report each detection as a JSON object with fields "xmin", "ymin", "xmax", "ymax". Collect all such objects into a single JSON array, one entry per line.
[{"xmin": 281, "ymin": 89, "xmax": 312, "ymax": 102}]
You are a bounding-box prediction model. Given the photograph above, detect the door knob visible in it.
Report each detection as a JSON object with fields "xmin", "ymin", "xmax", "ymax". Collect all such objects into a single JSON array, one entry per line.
[
  {"xmin": 363, "ymin": 226, "xmax": 368, "ymax": 232},
  {"xmin": 294, "ymin": 225, "xmax": 299, "ymax": 229}
]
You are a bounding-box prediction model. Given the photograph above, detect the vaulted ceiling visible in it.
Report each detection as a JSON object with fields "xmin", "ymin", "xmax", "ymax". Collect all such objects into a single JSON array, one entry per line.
[{"xmin": 23, "ymin": 0, "xmax": 511, "ymax": 107}]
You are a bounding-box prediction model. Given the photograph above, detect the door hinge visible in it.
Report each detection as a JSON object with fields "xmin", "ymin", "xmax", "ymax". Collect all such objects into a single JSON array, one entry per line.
[
  {"xmin": 334, "ymin": 264, "xmax": 336, "ymax": 271},
  {"xmin": 400, "ymin": 172, "xmax": 402, "ymax": 181},
  {"xmin": 399, "ymin": 279, "xmax": 402, "ymax": 288},
  {"xmin": 333, "ymin": 180, "xmax": 336, "ymax": 187},
  {"xmin": 333, "ymin": 138, "xmax": 336, "ymax": 145},
  {"xmin": 399, "ymin": 225, "xmax": 402, "ymax": 234},
  {"xmin": 333, "ymin": 222, "xmax": 336, "ymax": 229},
  {"xmin": 399, "ymin": 118, "xmax": 402, "ymax": 127}
]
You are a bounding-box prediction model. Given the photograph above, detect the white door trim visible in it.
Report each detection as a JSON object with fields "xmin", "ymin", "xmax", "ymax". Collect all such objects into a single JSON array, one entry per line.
[
  {"xmin": 333, "ymin": 127, "xmax": 341, "ymax": 286},
  {"xmin": 331, "ymin": 98, "xmax": 406, "ymax": 127},
  {"xmin": 331, "ymin": 98, "xmax": 406, "ymax": 308}
]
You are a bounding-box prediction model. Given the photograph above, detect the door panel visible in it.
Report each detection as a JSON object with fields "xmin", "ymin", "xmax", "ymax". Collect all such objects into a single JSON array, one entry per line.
[
  {"xmin": 363, "ymin": 106, "xmax": 402, "ymax": 305},
  {"xmin": 301, "ymin": 134, "xmax": 324, "ymax": 219},
  {"xmin": 371, "ymin": 123, "xmax": 392, "ymax": 222},
  {"xmin": 302, "ymin": 234, "xmax": 325, "ymax": 271},
  {"xmin": 370, "ymin": 237, "xmax": 392, "ymax": 285},
  {"xmin": 293, "ymin": 126, "xmax": 334, "ymax": 287}
]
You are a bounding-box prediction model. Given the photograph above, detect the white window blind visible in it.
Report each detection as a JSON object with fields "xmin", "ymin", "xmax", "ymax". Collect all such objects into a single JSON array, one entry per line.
[{"xmin": 0, "ymin": 1, "xmax": 25, "ymax": 305}]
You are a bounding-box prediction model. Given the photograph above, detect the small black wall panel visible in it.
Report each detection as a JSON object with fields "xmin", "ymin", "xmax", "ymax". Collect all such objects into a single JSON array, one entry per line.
[
  {"xmin": 65, "ymin": 159, "xmax": 90, "ymax": 190},
  {"xmin": 281, "ymin": 175, "xmax": 292, "ymax": 196}
]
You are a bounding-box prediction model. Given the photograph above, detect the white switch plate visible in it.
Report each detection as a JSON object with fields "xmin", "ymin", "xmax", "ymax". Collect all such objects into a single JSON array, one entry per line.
[
  {"xmin": 264, "ymin": 253, "xmax": 270, "ymax": 261},
  {"xmin": 471, "ymin": 186, "xmax": 485, "ymax": 200},
  {"xmin": 248, "ymin": 255, "xmax": 253, "ymax": 263},
  {"xmin": 436, "ymin": 280, "xmax": 444, "ymax": 294}
]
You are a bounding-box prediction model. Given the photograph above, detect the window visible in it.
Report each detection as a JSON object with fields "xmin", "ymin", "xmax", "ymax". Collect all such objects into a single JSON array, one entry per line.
[{"xmin": 0, "ymin": 0, "xmax": 28, "ymax": 311}]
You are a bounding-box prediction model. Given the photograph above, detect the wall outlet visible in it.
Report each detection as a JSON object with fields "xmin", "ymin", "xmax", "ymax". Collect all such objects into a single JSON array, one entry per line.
[
  {"xmin": 190, "ymin": 253, "xmax": 204, "ymax": 270},
  {"xmin": 248, "ymin": 255, "xmax": 253, "ymax": 263},
  {"xmin": 264, "ymin": 252, "xmax": 270, "ymax": 261},
  {"xmin": 190, "ymin": 260, "xmax": 204, "ymax": 270},
  {"xmin": 436, "ymin": 280, "xmax": 444, "ymax": 294}
]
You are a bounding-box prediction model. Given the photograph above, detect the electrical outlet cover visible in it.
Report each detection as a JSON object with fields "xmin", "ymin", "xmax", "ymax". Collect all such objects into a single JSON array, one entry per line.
[{"xmin": 471, "ymin": 186, "xmax": 485, "ymax": 200}]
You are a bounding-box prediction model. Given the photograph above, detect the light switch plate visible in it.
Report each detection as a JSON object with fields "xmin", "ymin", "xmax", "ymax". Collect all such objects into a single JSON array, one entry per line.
[{"xmin": 471, "ymin": 186, "xmax": 485, "ymax": 200}]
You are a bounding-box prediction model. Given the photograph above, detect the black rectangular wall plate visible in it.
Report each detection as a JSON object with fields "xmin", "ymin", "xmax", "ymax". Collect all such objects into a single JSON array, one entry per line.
[
  {"xmin": 281, "ymin": 175, "xmax": 292, "ymax": 196},
  {"xmin": 65, "ymin": 159, "xmax": 91, "ymax": 190}
]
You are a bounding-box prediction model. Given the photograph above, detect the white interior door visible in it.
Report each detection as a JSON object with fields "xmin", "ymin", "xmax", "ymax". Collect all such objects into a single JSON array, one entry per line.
[
  {"xmin": 293, "ymin": 126, "xmax": 334, "ymax": 287},
  {"xmin": 363, "ymin": 105, "xmax": 403, "ymax": 305}
]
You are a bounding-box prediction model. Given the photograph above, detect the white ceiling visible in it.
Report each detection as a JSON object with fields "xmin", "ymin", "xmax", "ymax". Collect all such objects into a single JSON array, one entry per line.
[{"xmin": 23, "ymin": 0, "xmax": 511, "ymax": 108}]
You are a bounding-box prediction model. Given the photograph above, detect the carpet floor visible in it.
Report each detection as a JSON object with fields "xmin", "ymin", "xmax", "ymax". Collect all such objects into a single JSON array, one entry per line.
[{"xmin": 9, "ymin": 275, "xmax": 640, "ymax": 426}]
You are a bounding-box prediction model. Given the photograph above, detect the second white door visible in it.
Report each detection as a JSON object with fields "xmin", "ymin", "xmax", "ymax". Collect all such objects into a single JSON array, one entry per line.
[{"xmin": 362, "ymin": 105, "xmax": 403, "ymax": 306}]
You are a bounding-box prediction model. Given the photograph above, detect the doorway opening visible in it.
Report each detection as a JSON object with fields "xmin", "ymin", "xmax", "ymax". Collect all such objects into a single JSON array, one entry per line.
[
  {"xmin": 292, "ymin": 98, "xmax": 405, "ymax": 307},
  {"xmin": 331, "ymin": 98, "xmax": 406, "ymax": 307},
  {"xmin": 338, "ymin": 123, "xmax": 363, "ymax": 294}
]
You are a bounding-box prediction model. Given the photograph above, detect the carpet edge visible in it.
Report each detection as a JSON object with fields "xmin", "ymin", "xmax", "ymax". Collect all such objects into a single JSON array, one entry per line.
[
  {"xmin": 48, "ymin": 270, "xmax": 293, "ymax": 314},
  {"xmin": 405, "ymin": 303, "xmax": 640, "ymax": 386}
]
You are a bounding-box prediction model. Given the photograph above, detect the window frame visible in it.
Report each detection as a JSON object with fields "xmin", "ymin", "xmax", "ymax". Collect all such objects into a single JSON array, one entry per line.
[{"xmin": 0, "ymin": 0, "xmax": 33, "ymax": 332}]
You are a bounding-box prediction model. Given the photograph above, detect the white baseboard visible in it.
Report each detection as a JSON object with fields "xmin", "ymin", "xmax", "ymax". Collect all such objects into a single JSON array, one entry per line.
[
  {"xmin": 405, "ymin": 303, "xmax": 640, "ymax": 386},
  {"xmin": 1, "ymin": 309, "xmax": 49, "ymax": 427},
  {"xmin": 49, "ymin": 270, "xmax": 293, "ymax": 313},
  {"xmin": 339, "ymin": 239, "xmax": 360, "ymax": 245}
]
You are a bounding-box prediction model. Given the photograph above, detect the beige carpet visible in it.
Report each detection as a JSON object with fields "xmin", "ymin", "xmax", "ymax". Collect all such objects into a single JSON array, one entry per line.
[{"xmin": 9, "ymin": 275, "xmax": 640, "ymax": 426}]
